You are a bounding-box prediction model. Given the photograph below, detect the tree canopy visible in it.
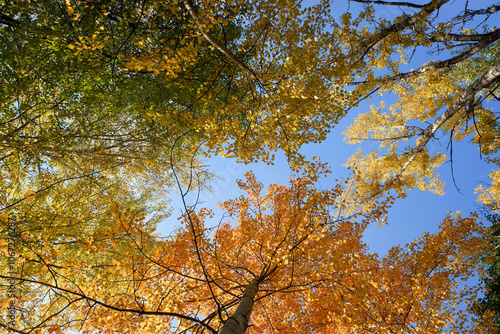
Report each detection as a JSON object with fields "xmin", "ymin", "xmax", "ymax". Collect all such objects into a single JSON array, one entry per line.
[
  {"xmin": 341, "ymin": 0, "xmax": 500, "ymax": 206},
  {"xmin": 0, "ymin": 165, "xmax": 491, "ymax": 333},
  {"xmin": 1, "ymin": 0, "xmax": 499, "ymax": 333},
  {"xmin": 474, "ymin": 213, "xmax": 500, "ymax": 332}
]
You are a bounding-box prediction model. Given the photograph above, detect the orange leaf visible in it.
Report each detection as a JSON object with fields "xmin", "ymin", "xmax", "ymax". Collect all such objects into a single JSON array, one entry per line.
[
  {"xmin": 24, "ymin": 190, "xmax": 35, "ymax": 202},
  {"xmin": 1, "ymin": 298, "xmax": 11, "ymax": 309}
]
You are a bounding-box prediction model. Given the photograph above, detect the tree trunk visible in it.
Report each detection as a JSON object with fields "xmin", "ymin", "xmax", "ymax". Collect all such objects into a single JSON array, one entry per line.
[{"xmin": 218, "ymin": 278, "xmax": 259, "ymax": 334}]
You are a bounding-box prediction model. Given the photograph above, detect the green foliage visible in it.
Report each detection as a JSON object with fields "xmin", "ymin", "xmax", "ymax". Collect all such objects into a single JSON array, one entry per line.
[
  {"xmin": 454, "ymin": 36, "xmax": 500, "ymax": 95},
  {"xmin": 474, "ymin": 213, "xmax": 500, "ymax": 332},
  {"xmin": 0, "ymin": 0, "xmax": 250, "ymax": 214}
]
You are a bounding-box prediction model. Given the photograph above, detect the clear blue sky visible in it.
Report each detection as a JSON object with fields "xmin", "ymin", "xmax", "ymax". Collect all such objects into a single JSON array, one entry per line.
[
  {"xmin": 162, "ymin": 92, "xmax": 492, "ymax": 256},
  {"xmin": 159, "ymin": 0, "xmax": 496, "ymax": 258}
]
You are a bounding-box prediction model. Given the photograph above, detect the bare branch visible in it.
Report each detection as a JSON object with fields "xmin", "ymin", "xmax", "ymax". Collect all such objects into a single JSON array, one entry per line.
[
  {"xmin": 452, "ymin": 4, "xmax": 500, "ymax": 22},
  {"xmin": 349, "ymin": 28, "xmax": 500, "ymax": 86},
  {"xmin": 430, "ymin": 31, "xmax": 499, "ymax": 42},
  {"xmin": 350, "ymin": 0, "xmax": 428, "ymax": 9},
  {"xmin": 359, "ymin": 0, "xmax": 450, "ymax": 56}
]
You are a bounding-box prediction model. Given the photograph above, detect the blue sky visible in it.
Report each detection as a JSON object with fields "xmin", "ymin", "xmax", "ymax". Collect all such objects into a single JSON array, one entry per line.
[
  {"xmin": 152, "ymin": 3, "xmax": 498, "ymax": 331},
  {"xmin": 159, "ymin": 0, "xmax": 497, "ymax": 256},
  {"xmin": 162, "ymin": 91, "xmax": 493, "ymax": 256}
]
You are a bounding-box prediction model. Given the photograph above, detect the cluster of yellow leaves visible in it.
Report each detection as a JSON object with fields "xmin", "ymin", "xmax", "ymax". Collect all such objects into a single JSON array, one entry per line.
[
  {"xmin": 69, "ymin": 0, "xmax": 353, "ymax": 166},
  {"xmin": 336, "ymin": 1, "xmax": 500, "ymax": 210}
]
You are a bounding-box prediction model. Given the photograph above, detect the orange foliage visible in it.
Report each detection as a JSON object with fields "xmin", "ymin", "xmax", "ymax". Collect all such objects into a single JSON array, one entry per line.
[{"xmin": 1, "ymin": 164, "xmax": 490, "ymax": 333}]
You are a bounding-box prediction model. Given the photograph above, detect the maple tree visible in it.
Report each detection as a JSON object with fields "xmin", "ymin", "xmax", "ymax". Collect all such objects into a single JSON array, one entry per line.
[{"xmin": 0, "ymin": 162, "xmax": 491, "ymax": 333}]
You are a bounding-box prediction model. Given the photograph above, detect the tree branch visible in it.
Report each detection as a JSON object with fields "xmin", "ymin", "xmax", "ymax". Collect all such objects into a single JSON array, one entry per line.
[
  {"xmin": 359, "ymin": 0, "xmax": 450, "ymax": 56},
  {"xmin": 180, "ymin": 0, "xmax": 259, "ymax": 80},
  {"xmin": 382, "ymin": 59, "xmax": 500, "ymax": 191},
  {"xmin": 0, "ymin": 14, "xmax": 19, "ymax": 27},
  {"xmin": 350, "ymin": 0, "xmax": 428, "ymax": 9},
  {"xmin": 0, "ymin": 274, "xmax": 218, "ymax": 333},
  {"xmin": 0, "ymin": 322, "xmax": 27, "ymax": 334},
  {"xmin": 430, "ymin": 31, "xmax": 499, "ymax": 42},
  {"xmin": 452, "ymin": 4, "xmax": 500, "ymax": 22},
  {"xmin": 349, "ymin": 28, "xmax": 500, "ymax": 86}
]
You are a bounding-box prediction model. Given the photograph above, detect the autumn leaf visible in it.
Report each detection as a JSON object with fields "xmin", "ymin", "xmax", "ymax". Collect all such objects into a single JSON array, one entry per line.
[
  {"xmin": 1, "ymin": 298, "xmax": 11, "ymax": 309},
  {"xmin": 0, "ymin": 246, "xmax": 8, "ymax": 256},
  {"xmin": 24, "ymin": 190, "xmax": 36, "ymax": 202}
]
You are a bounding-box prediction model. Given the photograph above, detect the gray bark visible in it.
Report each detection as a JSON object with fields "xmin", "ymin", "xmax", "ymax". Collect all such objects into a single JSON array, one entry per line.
[
  {"xmin": 218, "ymin": 278, "xmax": 260, "ymax": 334},
  {"xmin": 382, "ymin": 59, "xmax": 500, "ymax": 191},
  {"xmin": 350, "ymin": 0, "xmax": 428, "ymax": 8},
  {"xmin": 452, "ymin": 5, "xmax": 500, "ymax": 22},
  {"xmin": 348, "ymin": 29, "xmax": 500, "ymax": 86}
]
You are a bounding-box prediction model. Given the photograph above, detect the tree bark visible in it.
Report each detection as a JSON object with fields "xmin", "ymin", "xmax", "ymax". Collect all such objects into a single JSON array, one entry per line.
[
  {"xmin": 360, "ymin": 0, "xmax": 450, "ymax": 50},
  {"xmin": 350, "ymin": 0, "xmax": 427, "ymax": 8},
  {"xmin": 381, "ymin": 59, "xmax": 500, "ymax": 191},
  {"xmin": 218, "ymin": 278, "xmax": 260, "ymax": 334},
  {"xmin": 348, "ymin": 29, "xmax": 500, "ymax": 86}
]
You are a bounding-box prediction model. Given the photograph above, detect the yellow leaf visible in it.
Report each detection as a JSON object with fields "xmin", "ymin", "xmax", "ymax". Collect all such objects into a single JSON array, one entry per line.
[
  {"xmin": 0, "ymin": 214, "xmax": 8, "ymax": 222},
  {"xmin": 41, "ymin": 266, "xmax": 49, "ymax": 272},
  {"xmin": 0, "ymin": 246, "xmax": 8, "ymax": 256},
  {"xmin": 24, "ymin": 190, "xmax": 35, "ymax": 202},
  {"xmin": 67, "ymin": 6, "xmax": 74, "ymax": 15}
]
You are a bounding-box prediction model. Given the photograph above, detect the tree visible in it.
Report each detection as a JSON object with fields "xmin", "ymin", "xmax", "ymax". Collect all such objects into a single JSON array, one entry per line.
[
  {"xmin": 337, "ymin": 0, "xmax": 500, "ymax": 205},
  {"xmin": 0, "ymin": 163, "xmax": 490, "ymax": 333},
  {"xmin": 0, "ymin": 0, "xmax": 245, "ymax": 228},
  {"xmin": 0, "ymin": 0, "xmax": 357, "ymax": 169},
  {"xmin": 474, "ymin": 213, "xmax": 500, "ymax": 332},
  {"xmin": 5, "ymin": 0, "xmax": 500, "ymax": 202},
  {"xmin": 1, "ymin": 0, "xmax": 497, "ymax": 332}
]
